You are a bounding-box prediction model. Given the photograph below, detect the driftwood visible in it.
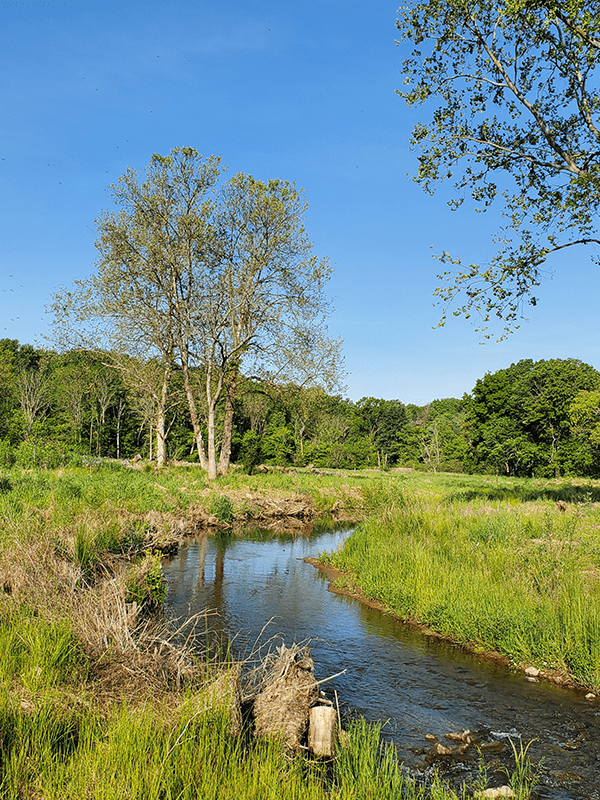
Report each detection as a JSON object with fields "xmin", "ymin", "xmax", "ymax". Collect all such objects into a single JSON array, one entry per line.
[
  {"xmin": 308, "ymin": 705, "xmax": 337, "ymax": 756},
  {"xmin": 252, "ymin": 644, "xmax": 318, "ymax": 750}
]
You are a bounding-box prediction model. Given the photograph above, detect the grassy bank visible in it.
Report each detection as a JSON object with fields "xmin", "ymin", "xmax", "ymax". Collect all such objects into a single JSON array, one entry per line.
[
  {"xmin": 0, "ymin": 462, "xmax": 540, "ymax": 799},
  {"xmin": 322, "ymin": 472, "xmax": 600, "ymax": 690}
]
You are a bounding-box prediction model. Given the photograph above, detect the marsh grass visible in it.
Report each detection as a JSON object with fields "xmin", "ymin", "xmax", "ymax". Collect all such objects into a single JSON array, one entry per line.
[
  {"xmin": 0, "ymin": 464, "xmax": 547, "ymax": 798},
  {"xmin": 324, "ymin": 475, "xmax": 600, "ymax": 687}
]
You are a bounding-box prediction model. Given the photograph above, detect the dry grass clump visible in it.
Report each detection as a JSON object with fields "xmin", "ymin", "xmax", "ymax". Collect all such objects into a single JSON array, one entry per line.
[
  {"xmin": 0, "ymin": 535, "xmax": 205, "ymax": 703},
  {"xmin": 0, "ymin": 535, "xmax": 83, "ymax": 608},
  {"xmin": 251, "ymin": 643, "xmax": 318, "ymax": 750}
]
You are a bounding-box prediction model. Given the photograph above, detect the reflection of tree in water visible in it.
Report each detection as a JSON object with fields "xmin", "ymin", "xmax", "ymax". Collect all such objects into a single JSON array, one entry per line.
[{"xmin": 192, "ymin": 533, "xmax": 229, "ymax": 660}]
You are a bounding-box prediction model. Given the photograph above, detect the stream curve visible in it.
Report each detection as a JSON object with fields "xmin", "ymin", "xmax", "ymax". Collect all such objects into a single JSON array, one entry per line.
[{"xmin": 162, "ymin": 526, "xmax": 600, "ymax": 800}]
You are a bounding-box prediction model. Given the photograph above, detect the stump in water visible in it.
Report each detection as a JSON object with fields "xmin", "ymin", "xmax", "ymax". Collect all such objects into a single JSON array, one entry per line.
[
  {"xmin": 253, "ymin": 644, "xmax": 318, "ymax": 750},
  {"xmin": 308, "ymin": 705, "xmax": 337, "ymax": 757}
]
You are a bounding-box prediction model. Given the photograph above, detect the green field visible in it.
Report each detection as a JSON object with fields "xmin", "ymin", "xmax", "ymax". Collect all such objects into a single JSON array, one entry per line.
[
  {"xmin": 0, "ymin": 463, "xmax": 552, "ymax": 799},
  {"xmin": 323, "ymin": 470, "xmax": 600, "ymax": 690}
]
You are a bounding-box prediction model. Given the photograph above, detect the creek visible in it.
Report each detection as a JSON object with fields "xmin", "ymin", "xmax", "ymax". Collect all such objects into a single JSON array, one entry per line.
[{"xmin": 162, "ymin": 525, "xmax": 600, "ymax": 800}]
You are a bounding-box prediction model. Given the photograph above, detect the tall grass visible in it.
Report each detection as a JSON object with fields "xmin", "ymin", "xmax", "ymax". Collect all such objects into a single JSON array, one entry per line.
[
  {"xmin": 0, "ymin": 464, "xmax": 546, "ymax": 798},
  {"xmin": 0, "ymin": 461, "xmax": 369, "ymax": 556},
  {"xmin": 324, "ymin": 477, "xmax": 600, "ymax": 687},
  {"xmin": 0, "ymin": 687, "xmax": 466, "ymax": 800}
]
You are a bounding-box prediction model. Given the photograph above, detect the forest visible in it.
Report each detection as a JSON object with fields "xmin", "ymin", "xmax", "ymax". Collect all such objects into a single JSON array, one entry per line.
[{"xmin": 2, "ymin": 337, "xmax": 600, "ymax": 479}]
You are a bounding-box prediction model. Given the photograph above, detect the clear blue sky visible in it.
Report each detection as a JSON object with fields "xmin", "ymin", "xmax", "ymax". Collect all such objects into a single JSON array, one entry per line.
[{"xmin": 2, "ymin": 0, "xmax": 599, "ymax": 404}]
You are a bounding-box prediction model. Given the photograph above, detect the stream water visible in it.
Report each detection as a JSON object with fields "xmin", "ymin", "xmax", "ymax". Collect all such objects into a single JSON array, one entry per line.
[{"xmin": 162, "ymin": 525, "xmax": 600, "ymax": 799}]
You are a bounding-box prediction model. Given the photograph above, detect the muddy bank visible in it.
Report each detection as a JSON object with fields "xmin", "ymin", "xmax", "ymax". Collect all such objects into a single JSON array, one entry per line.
[
  {"xmin": 143, "ymin": 493, "xmax": 360, "ymax": 553},
  {"xmin": 305, "ymin": 557, "xmax": 590, "ymax": 695}
]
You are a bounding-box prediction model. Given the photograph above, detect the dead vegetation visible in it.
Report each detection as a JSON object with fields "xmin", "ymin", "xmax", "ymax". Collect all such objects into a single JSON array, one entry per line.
[
  {"xmin": 0, "ymin": 534, "xmax": 208, "ymax": 705},
  {"xmin": 250, "ymin": 643, "xmax": 319, "ymax": 750}
]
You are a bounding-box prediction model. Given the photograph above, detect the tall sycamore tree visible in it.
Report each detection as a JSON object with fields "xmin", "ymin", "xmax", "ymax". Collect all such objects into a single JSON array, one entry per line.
[
  {"xmin": 199, "ymin": 173, "xmax": 342, "ymax": 478},
  {"xmin": 53, "ymin": 148, "xmax": 222, "ymax": 467},
  {"xmin": 53, "ymin": 147, "xmax": 342, "ymax": 476},
  {"xmin": 396, "ymin": 0, "xmax": 600, "ymax": 336}
]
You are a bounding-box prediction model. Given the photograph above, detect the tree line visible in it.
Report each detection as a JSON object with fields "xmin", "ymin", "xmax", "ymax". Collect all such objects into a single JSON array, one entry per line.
[{"xmin": 2, "ymin": 338, "xmax": 600, "ymax": 478}]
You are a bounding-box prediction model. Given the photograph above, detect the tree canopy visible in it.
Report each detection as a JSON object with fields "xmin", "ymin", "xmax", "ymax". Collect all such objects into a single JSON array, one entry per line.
[
  {"xmin": 466, "ymin": 357, "xmax": 600, "ymax": 475},
  {"xmin": 396, "ymin": 0, "xmax": 600, "ymax": 336},
  {"xmin": 52, "ymin": 147, "xmax": 343, "ymax": 476}
]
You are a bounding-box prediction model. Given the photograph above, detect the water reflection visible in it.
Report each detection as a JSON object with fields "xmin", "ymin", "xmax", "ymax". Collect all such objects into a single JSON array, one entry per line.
[{"xmin": 163, "ymin": 528, "xmax": 600, "ymax": 800}]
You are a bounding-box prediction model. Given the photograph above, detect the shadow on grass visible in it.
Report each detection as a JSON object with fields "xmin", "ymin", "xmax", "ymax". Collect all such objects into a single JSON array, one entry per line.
[{"xmin": 446, "ymin": 483, "xmax": 600, "ymax": 504}]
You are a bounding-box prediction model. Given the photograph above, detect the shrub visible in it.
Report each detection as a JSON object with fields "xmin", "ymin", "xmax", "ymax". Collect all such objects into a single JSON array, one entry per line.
[
  {"xmin": 209, "ymin": 495, "xmax": 234, "ymax": 523},
  {"xmin": 125, "ymin": 554, "xmax": 167, "ymax": 609},
  {"xmin": 238, "ymin": 430, "xmax": 261, "ymax": 474},
  {"xmin": 0, "ymin": 440, "xmax": 16, "ymax": 468},
  {"xmin": 15, "ymin": 440, "xmax": 66, "ymax": 469}
]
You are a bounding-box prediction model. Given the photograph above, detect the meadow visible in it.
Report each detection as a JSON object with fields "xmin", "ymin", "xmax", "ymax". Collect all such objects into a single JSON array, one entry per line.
[
  {"xmin": 0, "ymin": 461, "xmax": 558, "ymax": 799},
  {"xmin": 323, "ymin": 471, "xmax": 600, "ymax": 690}
]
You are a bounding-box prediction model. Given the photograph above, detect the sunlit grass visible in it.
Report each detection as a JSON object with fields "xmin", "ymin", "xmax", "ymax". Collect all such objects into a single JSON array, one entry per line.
[
  {"xmin": 0, "ymin": 683, "xmax": 470, "ymax": 800},
  {"xmin": 0, "ymin": 464, "xmax": 558, "ymax": 798},
  {"xmin": 324, "ymin": 474, "xmax": 600, "ymax": 687}
]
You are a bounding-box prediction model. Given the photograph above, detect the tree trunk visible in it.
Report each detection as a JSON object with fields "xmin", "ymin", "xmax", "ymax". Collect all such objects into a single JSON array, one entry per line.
[
  {"xmin": 155, "ymin": 364, "xmax": 170, "ymax": 468},
  {"xmin": 116, "ymin": 401, "xmax": 124, "ymax": 459},
  {"xmin": 218, "ymin": 371, "xmax": 237, "ymax": 475},
  {"xmin": 205, "ymin": 362, "xmax": 223, "ymax": 480},
  {"xmin": 308, "ymin": 706, "xmax": 337, "ymax": 757},
  {"xmin": 207, "ymin": 401, "xmax": 218, "ymax": 480},
  {"xmin": 181, "ymin": 349, "xmax": 208, "ymax": 471},
  {"xmin": 156, "ymin": 409, "xmax": 167, "ymax": 467}
]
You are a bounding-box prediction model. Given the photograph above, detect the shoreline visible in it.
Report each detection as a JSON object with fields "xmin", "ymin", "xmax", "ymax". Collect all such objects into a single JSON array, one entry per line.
[{"xmin": 304, "ymin": 556, "xmax": 591, "ymax": 696}]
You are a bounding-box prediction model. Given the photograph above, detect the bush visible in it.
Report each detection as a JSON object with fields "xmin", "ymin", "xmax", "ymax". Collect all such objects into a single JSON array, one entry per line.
[
  {"xmin": 238, "ymin": 430, "xmax": 261, "ymax": 474},
  {"xmin": 15, "ymin": 440, "xmax": 66, "ymax": 469},
  {"xmin": 209, "ymin": 495, "xmax": 234, "ymax": 523},
  {"xmin": 125, "ymin": 554, "xmax": 167, "ymax": 609},
  {"xmin": 0, "ymin": 440, "xmax": 16, "ymax": 468}
]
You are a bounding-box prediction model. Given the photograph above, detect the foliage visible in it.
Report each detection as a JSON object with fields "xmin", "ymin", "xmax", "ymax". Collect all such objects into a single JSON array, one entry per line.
[
  {"xmin": 466, "ymin": 357, "xmax": 600, "ymax": 476},
  {"xmin": 326, "ymin": 470, "xmax": 600, "ymax": 688},
  {"xmin": 397, "ymin": 0, "xmax": 600, "ymax": 336},
  {"xmin": 238, "ymin": 430, "xmax": 261, "ymax": 474},
  {"xmin": 51, "ymin": 148, "xmax": 343, "ymax": 478},
  {"xmin": 125, "ymin": 554, "xmax": 167, "ymax": 609},
  {"xmin": 209, "ymin": 495, "xmax": 234, "ymax": 524},
  {"xmin": 6, "ymin": 336, "xmax": 600, "ymax": 478}
]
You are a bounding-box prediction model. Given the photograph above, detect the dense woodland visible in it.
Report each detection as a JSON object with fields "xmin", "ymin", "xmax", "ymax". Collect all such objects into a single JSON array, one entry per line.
[{"xmin": 2, "ymin": 338, "xmax": 600, "ymax": 478}]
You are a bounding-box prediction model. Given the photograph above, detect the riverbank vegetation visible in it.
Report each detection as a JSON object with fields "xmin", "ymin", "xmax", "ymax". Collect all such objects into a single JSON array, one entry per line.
[
  {"xmin": 323, "ymin": 471, "xmax": 600, "ymax": 691},
  {"xmin": 0, "ymin": 463, "xmax": 542, "ymax": 798}
]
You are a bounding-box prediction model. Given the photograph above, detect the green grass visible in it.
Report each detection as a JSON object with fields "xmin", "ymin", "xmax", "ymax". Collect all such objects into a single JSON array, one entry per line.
[
  {"xmin": 0, "ymin": 464, "xmax": 546, "ymax": 799},
  {"xmin": 323, "ymin": 473, "xmax": 600, "ymax": 687},
  {"xmin": 0, "ymin": 690, "xmax": 537, "ymax": 800},
  {"xmin": 0, "ymin": 606, "xmax": 87, "ymax": 692}
]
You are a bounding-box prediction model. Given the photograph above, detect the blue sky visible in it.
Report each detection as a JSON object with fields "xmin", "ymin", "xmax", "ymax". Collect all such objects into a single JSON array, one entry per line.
[{"xmin": 2, "ymin": 0, "xmax": 599, "ymax": 404}]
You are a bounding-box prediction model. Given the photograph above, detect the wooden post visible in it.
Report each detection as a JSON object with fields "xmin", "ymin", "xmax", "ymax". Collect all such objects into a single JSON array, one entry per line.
[{"xmin": 308, "ymin": 705, "xmax": 337, "ymax": 757}]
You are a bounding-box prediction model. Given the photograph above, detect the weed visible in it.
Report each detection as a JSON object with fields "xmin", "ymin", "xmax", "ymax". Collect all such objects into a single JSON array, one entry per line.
[
  {"xmin": 125, "ymin": 553, "xmax": 167, "ymax": 609},
  {"xmin": 209, "ymin": 495, "xmax": 234, "ymax": 523},
  {"xmin": 504, "ymin": 739, "xmax": 542, "ymax": 800}
]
